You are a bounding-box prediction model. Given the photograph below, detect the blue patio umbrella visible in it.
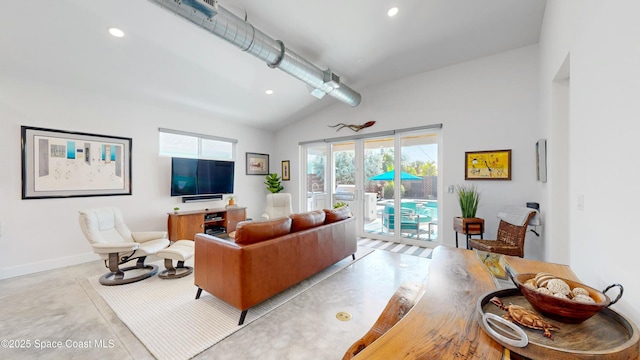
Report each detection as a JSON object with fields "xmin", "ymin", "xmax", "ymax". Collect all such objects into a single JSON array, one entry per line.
[{"xmin": 368, "ymin": 170, "xmax": 422, "ymax": 181}]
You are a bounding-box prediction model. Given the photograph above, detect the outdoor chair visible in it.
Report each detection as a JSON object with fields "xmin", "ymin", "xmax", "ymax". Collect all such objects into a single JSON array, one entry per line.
[{"xmin": 381, "ymin": 204, "xmax": 429, "ymax": 239}]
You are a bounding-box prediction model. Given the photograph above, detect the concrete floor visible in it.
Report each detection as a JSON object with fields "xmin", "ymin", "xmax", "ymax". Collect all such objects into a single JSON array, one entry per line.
[{"xmin": 0, "ymin": 247, "xmax": 430, "ymax": 360}]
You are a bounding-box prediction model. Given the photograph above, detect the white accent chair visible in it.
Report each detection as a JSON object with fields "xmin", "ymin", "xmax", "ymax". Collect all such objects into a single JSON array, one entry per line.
[
  {"xmin": 261, "ymin": 193, "xmax": 293, "ymax": 221},
  {"xmin": 79, "ymin": 207, "xmax": 170, "ymax": 285}
]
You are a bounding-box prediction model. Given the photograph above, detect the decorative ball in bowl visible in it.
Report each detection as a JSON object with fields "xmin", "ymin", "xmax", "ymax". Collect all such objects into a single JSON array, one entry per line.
[{"xmin": 511, "ymin": 272, "xmax": 623, "ymax": 324}]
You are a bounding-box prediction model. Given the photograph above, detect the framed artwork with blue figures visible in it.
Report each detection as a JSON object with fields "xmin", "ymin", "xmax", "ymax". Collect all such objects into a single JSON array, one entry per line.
[{"xmin": 21, "ymin": 126, "xmax": 132, "ymax": 199}]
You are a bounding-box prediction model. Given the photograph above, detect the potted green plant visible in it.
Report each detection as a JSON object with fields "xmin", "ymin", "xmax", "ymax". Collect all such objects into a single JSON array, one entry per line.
[
  {"xmin": 264, "ymin": 173, "xmax": 284, "ymax": 193},
  {"xmin": 453, "ymin": 184, "xmax": 484, "ymax": 235},
  {"xmin": 173, "ymin": 207, "xmax": 180, "ymax": 214},
  {"xmin": 457, "ymin": 184, "xmax": 479, "ymax": 218},
  {"xmin": 333, "ymin": 202, "xmax": 347, "ymax": 209},
  {"xmin": 227, "ymin": 196, "xmax": 235, "ymax": 206},
  {"xmin": 333, "ymin": 201, "xmax": 352, "ymax": 216}
]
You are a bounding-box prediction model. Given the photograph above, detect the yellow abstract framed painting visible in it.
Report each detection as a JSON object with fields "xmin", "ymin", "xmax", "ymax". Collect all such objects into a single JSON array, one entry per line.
[{"xmin": 465, "ymin": 149, "xmax": 511, "ymax": 180}]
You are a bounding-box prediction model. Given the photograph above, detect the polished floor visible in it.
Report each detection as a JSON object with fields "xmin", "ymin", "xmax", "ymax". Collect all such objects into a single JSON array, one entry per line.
[{"xmin": 0, "ymin": 244, "xmax": 431, "ymax": 360}]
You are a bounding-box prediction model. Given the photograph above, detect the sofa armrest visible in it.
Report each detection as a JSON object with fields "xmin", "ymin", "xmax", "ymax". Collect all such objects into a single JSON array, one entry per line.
[
  {"xmin": 194, "ymin": 233, "xmax": 245, "ymax": 309},
  {"xmin": 131, "ymin": 231, "xmax": 167, "ymax": 243},
  {"xmin": 92, "ymin": 242, "xmax": 139, "ymax": 254}
]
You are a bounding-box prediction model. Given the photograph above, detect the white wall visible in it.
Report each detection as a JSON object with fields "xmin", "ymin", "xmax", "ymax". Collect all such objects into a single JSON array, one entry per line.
[
  {"xmin": 276, "ymin": 45, "xmax": 542, "ymax": 256},
  {"xmin": 0, "ymin": 77, "xmax": 274, "ymax": 279},
  {"xmin": 540, "ymin": 0, "xmax": 639, "ymax": 325}
]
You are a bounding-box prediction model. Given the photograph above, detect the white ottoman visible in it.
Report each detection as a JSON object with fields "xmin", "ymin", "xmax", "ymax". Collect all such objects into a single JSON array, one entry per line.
[{"xmin": 156, "ymin": 240, "xmax": 194, "ymax": 279}]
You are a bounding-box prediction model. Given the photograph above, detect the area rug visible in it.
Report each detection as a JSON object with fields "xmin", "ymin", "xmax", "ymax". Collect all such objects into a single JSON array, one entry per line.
[
  {"xmin": 88, "ymin": 247, "xmax": 374, "ymax": 360},
  {"xmin": 357, "ymin": 238, "xmax": 433, "ymax": 258}
]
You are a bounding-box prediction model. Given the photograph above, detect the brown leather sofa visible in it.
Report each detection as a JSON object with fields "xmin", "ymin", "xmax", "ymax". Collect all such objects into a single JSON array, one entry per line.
[{"xmin": 194, "ymin": 208, "xmax": 357, "ymax": 325}]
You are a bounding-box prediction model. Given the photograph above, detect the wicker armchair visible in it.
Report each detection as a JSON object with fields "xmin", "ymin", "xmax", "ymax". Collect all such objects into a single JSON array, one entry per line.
[{"xmin": 468, "ymin": 211, "xmax": 536, "ymax": 258}]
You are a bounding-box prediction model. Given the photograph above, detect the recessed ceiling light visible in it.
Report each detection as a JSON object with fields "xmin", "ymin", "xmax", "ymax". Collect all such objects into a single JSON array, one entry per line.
[
  {"xmin": 108, "ymin": 28, "xmax": 125, "ymax": 38},
  {"xmin": 387, "ymin": 7, "xmax": 399, "ymax": 17},
  {"xmin": 265, "ymin": 89, "xmax": 274, "ymax": 95}
]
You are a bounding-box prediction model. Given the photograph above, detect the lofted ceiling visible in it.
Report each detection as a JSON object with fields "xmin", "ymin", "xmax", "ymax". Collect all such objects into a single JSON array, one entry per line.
[{"xmin": 0, "ymin": 0, "xmax": 547, "ymax": 130}]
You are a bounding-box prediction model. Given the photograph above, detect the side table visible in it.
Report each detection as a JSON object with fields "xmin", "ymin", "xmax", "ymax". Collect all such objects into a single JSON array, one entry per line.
[{"xmin": 453, "ymin": 217, "xmax": 484, "ymax": 249}]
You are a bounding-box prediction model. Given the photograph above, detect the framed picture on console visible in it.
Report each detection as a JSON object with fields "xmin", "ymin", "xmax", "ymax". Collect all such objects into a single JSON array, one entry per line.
[
  {"xmin": 21, "ymin": 126, "xmax": 132, "ymax": 199},
  {"xmin": 246, "ymin": 152, "xmax": 269, "ymax": 175}
]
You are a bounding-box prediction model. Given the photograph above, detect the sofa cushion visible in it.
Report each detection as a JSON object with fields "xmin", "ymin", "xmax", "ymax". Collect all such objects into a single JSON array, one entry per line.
[
  {"xmin": 290, "ymin": 210, "xmax": 326, "ymax": 232},
  {"xmin": 323, "ymin": 207, "xmax": 351, "ymax": 224},
  {"xmin": 234, "ymin": 217, "xmax": 292, "ymax": 245}
]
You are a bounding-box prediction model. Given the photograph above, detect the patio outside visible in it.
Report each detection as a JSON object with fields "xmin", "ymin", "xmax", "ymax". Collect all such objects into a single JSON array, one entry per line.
[
  {"xmin": 364, "ymin": 191, "xmax": 438, "ymax": 241},
  {"xmin": 344, "ymin": 135, "xmax": 438, "ymax": 242}
]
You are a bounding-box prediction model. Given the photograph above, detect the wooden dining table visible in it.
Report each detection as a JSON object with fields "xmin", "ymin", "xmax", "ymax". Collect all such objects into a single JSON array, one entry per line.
[{"xmin": 353, "ymin": 245, "xmax": 639, "ymax": 359}]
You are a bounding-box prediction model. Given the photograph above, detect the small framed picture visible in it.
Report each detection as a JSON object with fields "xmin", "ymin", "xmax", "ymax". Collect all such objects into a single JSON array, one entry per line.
[
  {"xmin": 246, "ymin": 152, "xmax": 269, "ymax": 175},
  {"xmin": 465, "ymin": 149, "xmax": 511, "ymax": 180},
  {"xmin": 282, "ymin": 160, "xmax": 290, "ymax": 181}
]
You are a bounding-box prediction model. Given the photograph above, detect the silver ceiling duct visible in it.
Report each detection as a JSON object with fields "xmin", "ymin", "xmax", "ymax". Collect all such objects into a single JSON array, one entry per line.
[{"xmin": 149, "ymin": 0, "xmax": 362, "ymax": 107}]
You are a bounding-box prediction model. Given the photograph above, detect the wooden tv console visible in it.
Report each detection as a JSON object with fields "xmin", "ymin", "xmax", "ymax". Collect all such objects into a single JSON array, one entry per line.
[{"xmin": 167, "ymin": 207, "xmax": 246, "ymax": 241}]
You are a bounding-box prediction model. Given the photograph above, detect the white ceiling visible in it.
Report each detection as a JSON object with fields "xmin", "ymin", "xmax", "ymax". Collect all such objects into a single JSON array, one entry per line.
[{"xmin": 0, "ymin": 0, "xmax": 547, "ymax": 130}]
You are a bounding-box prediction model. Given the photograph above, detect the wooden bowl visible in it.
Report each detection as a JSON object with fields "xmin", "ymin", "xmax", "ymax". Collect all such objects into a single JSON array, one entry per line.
[{"xmin": 511, "ymin": 273, "xmax": 623, "ymax": 324}]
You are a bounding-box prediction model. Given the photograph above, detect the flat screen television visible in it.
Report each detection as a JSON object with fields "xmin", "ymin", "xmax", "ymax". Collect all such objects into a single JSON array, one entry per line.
[{"xmin": 171, "ymin": 157, "xmax": 234, "ymax": 196}]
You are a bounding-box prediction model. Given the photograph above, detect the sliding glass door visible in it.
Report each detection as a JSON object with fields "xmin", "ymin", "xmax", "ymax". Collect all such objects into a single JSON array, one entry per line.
[
  {"xmin": 362, "ymin": 137, "xmax": 395, "ymax": 240},
  {"xmin": 303, "ymin": 128, "xmax": 439, "ymax": 246},
  {"xmin": 398, "ymin": 133, "xmax": 438, "ymax": 245},
  {"xmin": 331, "ymin": 141, "xmax": 357, "ymax": 215},
  {"xmin": 362, "ymin": 132, "xmax": 438, "ymax": 246},
  {"xmin": 305, "ymin": 144, "xmax": 328, "ymax": 211}
]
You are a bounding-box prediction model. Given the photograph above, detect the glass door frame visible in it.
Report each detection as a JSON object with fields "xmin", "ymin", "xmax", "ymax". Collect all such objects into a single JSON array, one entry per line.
[{"xmin": 300, "ymin": 127, "xmax": 441, "ymax": 246}]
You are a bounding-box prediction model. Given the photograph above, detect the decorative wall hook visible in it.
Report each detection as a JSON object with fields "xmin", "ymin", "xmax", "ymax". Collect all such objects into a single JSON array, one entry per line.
[{"xmin": 329, "ymin": 121, "xmax": 375, "ymax": 132}]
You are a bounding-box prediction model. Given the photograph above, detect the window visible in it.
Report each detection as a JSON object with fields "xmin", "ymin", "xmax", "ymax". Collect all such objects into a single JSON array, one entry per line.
[{"xmin": 159, "ymin": 128, "xmax": 237, "ymax": 160}]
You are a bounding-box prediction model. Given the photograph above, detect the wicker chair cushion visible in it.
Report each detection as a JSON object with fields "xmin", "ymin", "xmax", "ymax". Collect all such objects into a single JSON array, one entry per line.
[{"xmin": 468, "ymin": 238, "xmax": 523, "ymax": 257}]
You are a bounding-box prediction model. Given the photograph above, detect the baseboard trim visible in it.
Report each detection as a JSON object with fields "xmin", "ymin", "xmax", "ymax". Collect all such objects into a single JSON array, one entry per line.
[{"xmin": 0, "ymin": 252, "xmax": 98, "ymax": 280}]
